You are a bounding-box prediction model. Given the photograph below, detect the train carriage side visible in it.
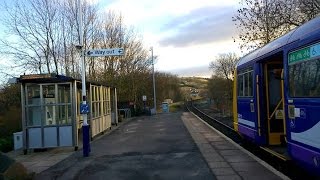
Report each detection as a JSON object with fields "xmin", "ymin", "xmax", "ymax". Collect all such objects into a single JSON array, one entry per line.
[
  {"xmin": 234, "ymin": 47, "xmax": 285, "ymax": 146},
  {"xmin": 282, "ymin": 20, "xmax": 320, "ymax": 175},
  {"xmin": 234, "ymin": 16, "xmax": 320, "ymax": 176}
]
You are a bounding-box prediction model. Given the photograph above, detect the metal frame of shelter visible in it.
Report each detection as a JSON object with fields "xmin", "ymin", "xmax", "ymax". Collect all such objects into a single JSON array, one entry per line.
[{"xmin": 19, "ymin": 74, "xmax": 118, "ymax": 154}]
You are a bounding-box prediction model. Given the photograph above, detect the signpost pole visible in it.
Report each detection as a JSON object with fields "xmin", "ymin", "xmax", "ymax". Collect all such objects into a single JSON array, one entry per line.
[
  {"xmin": 151, "ymin": 47, "xmax": 157, "ymax": 114},
  {"xmin": 77, "ymin": 1, "xmax": 124, "ymax": 157},
  {"xmin": 142, "ymin": 95, "xmax": 147, "ymax": 113},
  {"xmin": 77, "ymin": 0, "xmax": 90, "ymax": 157}
]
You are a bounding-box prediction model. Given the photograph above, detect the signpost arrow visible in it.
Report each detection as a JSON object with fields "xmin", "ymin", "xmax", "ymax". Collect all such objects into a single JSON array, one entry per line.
[
  {"xmin": 87, "ymin": 51, "xmax": 93, "ymax": 56},
  {"xmin": 86, "ymin": 48, "xmax": 124, "ymax": 57}
]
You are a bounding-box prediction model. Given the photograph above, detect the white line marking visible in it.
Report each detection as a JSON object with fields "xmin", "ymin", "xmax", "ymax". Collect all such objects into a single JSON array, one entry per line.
[{"xmin": 124, "ymin": 130, "xmax": 136, "ymax": 133}]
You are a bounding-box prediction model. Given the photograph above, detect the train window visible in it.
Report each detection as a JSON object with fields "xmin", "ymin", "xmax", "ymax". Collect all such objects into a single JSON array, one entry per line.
[
  {"xmin": 238, "ymin": 73, "xmax": 244, "ymax": 96},
  {"xmin": 244, "ymin": 73, "xmax": 249, "ymax": 96},
  {"xmin": 248, "ymin": 71, "xmax": 253, "ymax": 96},
  {"xmin": 237, "ymin": 68, "xmax": 253, "ymax": 97},
  {"xmin": 289, "ymin": 58, "xmax": 320, "ymax": 97}
]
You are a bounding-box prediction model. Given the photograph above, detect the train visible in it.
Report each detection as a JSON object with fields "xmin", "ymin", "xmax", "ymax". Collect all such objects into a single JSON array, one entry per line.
[{"xmin": 233, "ymin": 16, "xmax": 320, "ymax": 176}]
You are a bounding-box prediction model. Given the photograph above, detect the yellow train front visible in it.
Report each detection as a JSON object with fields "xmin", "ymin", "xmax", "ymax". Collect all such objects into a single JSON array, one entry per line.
[{"xmin": 233, "ymin": 16, "xmax": 320, "ymax": 176}]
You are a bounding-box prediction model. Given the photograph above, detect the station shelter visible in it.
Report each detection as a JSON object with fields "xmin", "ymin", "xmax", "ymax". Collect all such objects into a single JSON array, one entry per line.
[{"xmin": 18, "ymin": 74, "xmax": 118, "ymax": 153}]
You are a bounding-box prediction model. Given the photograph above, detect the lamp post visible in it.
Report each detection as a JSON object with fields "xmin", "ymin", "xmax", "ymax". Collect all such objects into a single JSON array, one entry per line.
[
  {"xmin": 77, "ymin": 0, "xmax": 90, "ymax": 157},
  {"xmin": 150, "ymin": 47, "xmax": 156, "ymax": 114}
]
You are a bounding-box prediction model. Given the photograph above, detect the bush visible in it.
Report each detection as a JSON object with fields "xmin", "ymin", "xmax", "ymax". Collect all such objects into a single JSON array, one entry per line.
[
  {"xmin": 0, "ymin": 136, "xmax": 13, "ymax": 153},
  {"xmin": 169, "ymin": 102, "xmax": 183, "ymax": 112}
]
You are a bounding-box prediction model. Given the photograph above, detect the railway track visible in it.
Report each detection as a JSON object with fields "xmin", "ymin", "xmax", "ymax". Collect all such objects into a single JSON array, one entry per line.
[
  {"xmin": 186, "ymin": 101, "xmax": 318, "ymax": 180},
  {"xmin": 186, "ymin": 102, "xmax": 241, "ymax": 144}
]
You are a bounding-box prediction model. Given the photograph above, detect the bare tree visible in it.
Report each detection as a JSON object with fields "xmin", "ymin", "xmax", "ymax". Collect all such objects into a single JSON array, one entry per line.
[
  {"xmin": 0, "ymin": 0, "xmax": 64, "ymax": 74},
  {"xmin": 209, "ymin": 53, "xmax": 239, "ymax": 114},
  {"xmin": 233, "ymin": 0, "xmax": 320, "ymax": 51},
  {"xmin": 208, "ymin": 75, "xmax": 232, "ymax": 113},
  {"xmin": 232, "ymin": 0, "xmax": 292, "ymax": 50},
  {"xmin": 0, "ymin": 0, "xmax": 179, "ymax": 111},
  {"xmin": 288, "ymin": 0, "xmax": 320, "ymax": 25},
  {"xmin": 209, "ymin": 53, "xmax": 239, "ymax": 81}
]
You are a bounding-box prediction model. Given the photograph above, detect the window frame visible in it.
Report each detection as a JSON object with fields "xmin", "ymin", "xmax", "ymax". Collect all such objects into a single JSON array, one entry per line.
[
  {"xmin": 237, "ymin": 67, "xmax": 254, "ymax": 98},
  {"xmin": 288, "ymin": 57, "xmax": 320, "ymax": 98},
  {"xmin": 25, "ymin": 83, "xmax": 72, "ymax": 127}
]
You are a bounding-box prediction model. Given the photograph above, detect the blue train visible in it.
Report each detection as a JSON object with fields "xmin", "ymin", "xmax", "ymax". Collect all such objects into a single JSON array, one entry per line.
[{"xmin": 233, "ymin": 16, "xmax": 320, "ymax": 175}]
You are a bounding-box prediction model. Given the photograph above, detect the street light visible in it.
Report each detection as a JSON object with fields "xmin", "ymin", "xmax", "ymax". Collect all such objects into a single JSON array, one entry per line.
[{"xmin": 150, "ymin": 47, "xmax": 156, "ymax": 114}]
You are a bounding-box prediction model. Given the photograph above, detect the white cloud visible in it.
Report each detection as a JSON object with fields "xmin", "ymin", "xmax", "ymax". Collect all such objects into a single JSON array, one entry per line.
[
  {"xmin": 166, "ymin": 65, "xmax": 212, "ymax": 78},
  {"xmin": 105, "ymin": 0, "xmax": 241, "ymax": 75},
  {"xmin": 158, "ymin": 6, "xmax": 237, "ymax": 47},
  {"xmin": 106, "ymin": 0, "xmax": 239, "ymax": 27},
  {"xmin": 154, "ymin": 40, "xmax": 241, "ymax": 71}
]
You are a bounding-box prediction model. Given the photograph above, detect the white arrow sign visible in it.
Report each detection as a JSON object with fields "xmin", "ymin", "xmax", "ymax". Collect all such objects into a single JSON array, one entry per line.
[{"xmin": 86, "ymin": 48, "xmax": 124, "ymax": 57}]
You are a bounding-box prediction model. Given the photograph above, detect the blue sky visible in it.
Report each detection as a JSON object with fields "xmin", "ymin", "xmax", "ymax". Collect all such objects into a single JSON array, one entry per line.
[{"xmin": 101, "ymin": 0, "xmax": 243, "ymax": 77}]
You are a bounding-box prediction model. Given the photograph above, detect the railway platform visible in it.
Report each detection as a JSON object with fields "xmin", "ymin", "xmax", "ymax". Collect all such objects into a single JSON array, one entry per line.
[
  {"xmin": 183, "ymin": 112, "xmax": 289, "ymax": 180},
  {"xmin": 7, "ymin": 112, "xmax": 288, "ymax": 179}
]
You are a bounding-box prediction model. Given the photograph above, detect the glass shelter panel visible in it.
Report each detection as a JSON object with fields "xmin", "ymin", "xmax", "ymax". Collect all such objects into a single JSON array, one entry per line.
[
  {"xmin": 91, "ymin": 86, "xmax": 102, "ymax": 118},
  {"xmin": 107, "ymin": 88, "xmax": 111, "ymax": 114},
  {"xmin": 44, "ymin": 105, "xmax": 56, "ymax": 125},
  {"xmin": 42, "ymin": 85, "xmax": 56, "ymax": 104},
  {"xmin": 23, "ymin": 81, "xmax": 74, "ymax": 149},
  {"xmin": 27, "ymin": 84, "xmax": 40, "ymax": 105},
  {"xmin": 58, "ymin": 84, "xmax": 71, "ymax": 103},
  {"xmin": 27, "ymin": 106, "xmax": 41, "ymax": 126},
  {"xmin": 103, "ymin": 88, "xmax": 108, "ymax": 115},
  {"xmin": 57, "ymin": 105, "xmax": 72, "ymax": 125},
  {"xmin": 25, "ymin": 83, "xmax": 72, "ymax": 127}
]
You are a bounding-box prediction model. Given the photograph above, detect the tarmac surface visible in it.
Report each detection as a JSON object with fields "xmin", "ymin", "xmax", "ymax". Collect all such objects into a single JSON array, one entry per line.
[
  {"xmin": 6, "ymin": 111, "xmax": 288, "ymax": 180},
  {"xmin": 35, "ymin": 112, "xmax": 215, "ymax": 180}
]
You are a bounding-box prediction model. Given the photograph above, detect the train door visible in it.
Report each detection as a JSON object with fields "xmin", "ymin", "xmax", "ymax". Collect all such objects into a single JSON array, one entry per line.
[{"xmin": 263, "ymin": 62, "xmax": 285, "ymax": 145}]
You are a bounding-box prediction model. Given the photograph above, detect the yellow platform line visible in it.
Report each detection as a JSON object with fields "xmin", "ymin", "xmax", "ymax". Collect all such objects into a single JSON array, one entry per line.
[{"xmin": 260, "ymin": 146, "xmax": 290, "ymax": 161}]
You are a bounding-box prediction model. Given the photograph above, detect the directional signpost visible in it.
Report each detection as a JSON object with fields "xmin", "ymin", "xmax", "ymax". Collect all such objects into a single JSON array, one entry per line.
[
  {"xmin": 79, "ymin": 47, "xmax": 124, "ymax": 157},
  {"xmin": 86, "ymin": 48, "xmax": 124, "ymax": 57},
  {"xmin": 77, "ymin": 0, "xmax": 124, "ymax": 157}
]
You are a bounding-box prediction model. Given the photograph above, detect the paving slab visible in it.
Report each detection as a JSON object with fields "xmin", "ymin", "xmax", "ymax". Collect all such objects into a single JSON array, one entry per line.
[{"xmin": 181, "ymin": 112, "xmax": 289, "ymax": 180}]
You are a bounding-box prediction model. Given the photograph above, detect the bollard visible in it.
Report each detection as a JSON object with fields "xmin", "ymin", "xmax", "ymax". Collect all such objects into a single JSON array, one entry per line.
[{"xmin": 82, "ymin": 125, "xmax": 90, "ymax": 157}]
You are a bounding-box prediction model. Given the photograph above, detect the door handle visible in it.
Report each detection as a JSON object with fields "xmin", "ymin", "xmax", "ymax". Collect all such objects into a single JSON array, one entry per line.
[
  {"xmin": 288, "ymin": 105, "xmax": 295, "ymax": 119},
  {"xmin": 250, "ymin": 103, "xmax": 255, "ymax": 112}
]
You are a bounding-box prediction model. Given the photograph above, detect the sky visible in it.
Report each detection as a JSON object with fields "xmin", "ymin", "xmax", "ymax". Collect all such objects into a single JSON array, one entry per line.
[
  {"xmin": 0, "ymin": 0, "xmax": 244, "ymax": 82},
  {"xmin": 100, "ymin": 0, "xmax": 243, "ymax": 77}
]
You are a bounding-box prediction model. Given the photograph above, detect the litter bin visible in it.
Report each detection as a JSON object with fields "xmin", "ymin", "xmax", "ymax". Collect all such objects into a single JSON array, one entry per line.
[
  {"xmin": 162, "ymin": 102, "xmax": 169, "ymax": 113},
  {"xmin": 13, "ymin": 132, "xmax": 23, "ymax": 150}
]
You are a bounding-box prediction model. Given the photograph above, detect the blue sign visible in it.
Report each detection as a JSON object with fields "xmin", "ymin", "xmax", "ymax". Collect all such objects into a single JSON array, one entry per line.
[
  {"xmin": 80, "ymin": 103, "xmax": 89, "ymax": 114},
  {"xmin": 162, "ymin": 102, "xmax": 169, "ymax": 113},
  {"xmin": 300, "ymin": 108, "xmax": 306, "ymax": 119},
  {"xmin": 311, "ymin": 43, "xmax": 320, "ymax": 58}
]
